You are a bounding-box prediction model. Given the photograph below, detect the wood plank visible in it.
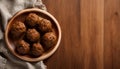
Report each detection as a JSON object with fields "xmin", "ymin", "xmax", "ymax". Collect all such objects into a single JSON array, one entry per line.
[
  {"xmin": 104, "ymin": 0, "xmax": 120, "ymax": 69},
  {"xmin": 43, "ymin": 0, "xmax": 81, "ymax": 69},
  {"xmin": 80, "ymin": 0, "xmax": 104, "ymax": 69},
  {"xmin": 43, "ymin": 0, "xmax": 104, "ymax": 69}
]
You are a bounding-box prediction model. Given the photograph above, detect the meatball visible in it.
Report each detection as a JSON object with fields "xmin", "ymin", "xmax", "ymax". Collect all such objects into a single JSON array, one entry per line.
[
  {"xmin": 31, "ymin": 43, "xmax": 44, "ymax": 57},
  {"xmin": 38, "ymin": 19, "xmax": 52, "ymax": 33},
  {"xmin": 11, "ymin": 21, "xmax": 26, "ymax": 38},
  {"xmin": 26, "ymin": 29, "xmax": 40, "ymax": 42},
  {"xmin": 16, "ymin": 40, "xmax": 30, "ymax": 55},
  {"xmin": 26, "ymin": 13, "xmax": 43, "ymax": 27},
  {"xmin": 41, "ymin": 32, "xmax": 57, "ymax": 49}
]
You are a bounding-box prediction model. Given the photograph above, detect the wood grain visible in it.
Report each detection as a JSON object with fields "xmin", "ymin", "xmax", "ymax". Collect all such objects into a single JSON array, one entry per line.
[
  {"xmin": 104, "ymin": 0, "xmax": 120, "ymax": 69},
  {"xmin": 80, "ymin": 0, "xmax": 104, "ymax": 69},
  {"xmin": 43, "ymin": 0, "xmax": 81, "ymax": 69},
  {"xmin": 42, "ymin": 0, "xmax": 120, "ymax": 69}
]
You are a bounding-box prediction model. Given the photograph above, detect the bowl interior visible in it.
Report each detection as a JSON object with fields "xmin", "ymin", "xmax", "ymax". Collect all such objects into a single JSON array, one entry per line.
[{"xmin": 5, "ymin": 8, "xmax": 61, "ymax": 62}]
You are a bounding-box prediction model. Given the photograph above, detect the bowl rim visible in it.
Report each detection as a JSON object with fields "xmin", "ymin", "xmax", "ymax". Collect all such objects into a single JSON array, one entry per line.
[{"xmin": 5, "ymin": 8, "xmax": 62, "ymax": 62}]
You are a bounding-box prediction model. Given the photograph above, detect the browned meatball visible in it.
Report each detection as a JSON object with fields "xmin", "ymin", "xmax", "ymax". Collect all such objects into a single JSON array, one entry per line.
[
  {"xmin": 26, "ymin": 13, "xmax": 43, "ymax": 27},
  {"xmin": 26, "ymin": 29, "xmax": 40, "ymax": 42},
  {"xmin": 41, "ymin": 32, "xmax": 57, "ymax": 49},
  {"xmin": 31, "ymin": 43, "xmax": 44, "ymax": 57},
  {"xmin": 38, "ymin": 19, "xmax": 52, "ymax": 33},
  {"xmin": 11, "ymin": 21, "xmax": 26, "ymax": 38},
  {"xmin": 16, "ymin": 40, "xmax": 30, "ymax": 55}
]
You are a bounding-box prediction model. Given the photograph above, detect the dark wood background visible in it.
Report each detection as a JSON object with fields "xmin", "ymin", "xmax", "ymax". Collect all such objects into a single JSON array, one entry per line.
[{"xmin": 43, "ymin": 0, "xmax": 120, "ymax": 69}]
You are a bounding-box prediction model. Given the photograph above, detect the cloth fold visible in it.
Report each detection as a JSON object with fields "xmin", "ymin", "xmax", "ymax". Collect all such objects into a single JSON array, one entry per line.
[{"xmin": 0, "ymin": 0, "xmax": 47, "ymax": 69}]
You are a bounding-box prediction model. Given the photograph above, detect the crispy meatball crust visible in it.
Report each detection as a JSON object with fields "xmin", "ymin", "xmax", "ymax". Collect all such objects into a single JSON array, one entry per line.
[
  {"xmin": 16, "ymin": 40, "xmax": 30, "ymax": 55},
  {"xmin": 41, "ymin": 32, "xmax": 57, "ymax": 49},
  {"xmin": 38, "ymin": 19, "xmax": 52, "ymax": 33},
  {"xmin": 31, "ymin": 43, "xmax": 44, "ymax": 57},
  {"xmin": 11, "ymin": 21, "xmax": 26, "ymax": 38},
  {"xmin": 26, "ymin": 29, "xmax": 40, "ymax": 42},
  {"xmin": 26, "ymin": 13, "xmax": 43, "ymax": 27}
]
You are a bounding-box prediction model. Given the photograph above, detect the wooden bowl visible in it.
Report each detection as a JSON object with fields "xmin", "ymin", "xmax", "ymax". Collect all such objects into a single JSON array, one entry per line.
[{"xmin": 5, "ymin": 8, "xmax": 61, "ymax": 62}]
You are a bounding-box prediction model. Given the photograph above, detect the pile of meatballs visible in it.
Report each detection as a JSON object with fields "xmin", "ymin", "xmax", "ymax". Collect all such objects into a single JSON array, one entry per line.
[{"xmin": 10, "ymin": 13, "xmax": 57, "ymax": 57}]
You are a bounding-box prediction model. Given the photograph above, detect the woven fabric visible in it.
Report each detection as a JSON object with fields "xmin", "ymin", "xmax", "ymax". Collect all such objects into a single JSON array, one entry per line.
[{"xmin": 0, "ymin": 0, "xmax": 47, "ymax": 69}]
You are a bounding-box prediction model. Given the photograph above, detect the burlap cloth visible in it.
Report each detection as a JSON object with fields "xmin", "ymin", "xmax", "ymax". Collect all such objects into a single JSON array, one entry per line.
[{"xmin": 0, "ymin": 0, "xmax": 47, "ymax": 69}]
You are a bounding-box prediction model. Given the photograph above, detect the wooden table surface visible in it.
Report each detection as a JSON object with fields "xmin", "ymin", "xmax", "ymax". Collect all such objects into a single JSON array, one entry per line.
[{"xmin": 43, "ymin": 0, "xmax": 120, "ymax": 69}]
